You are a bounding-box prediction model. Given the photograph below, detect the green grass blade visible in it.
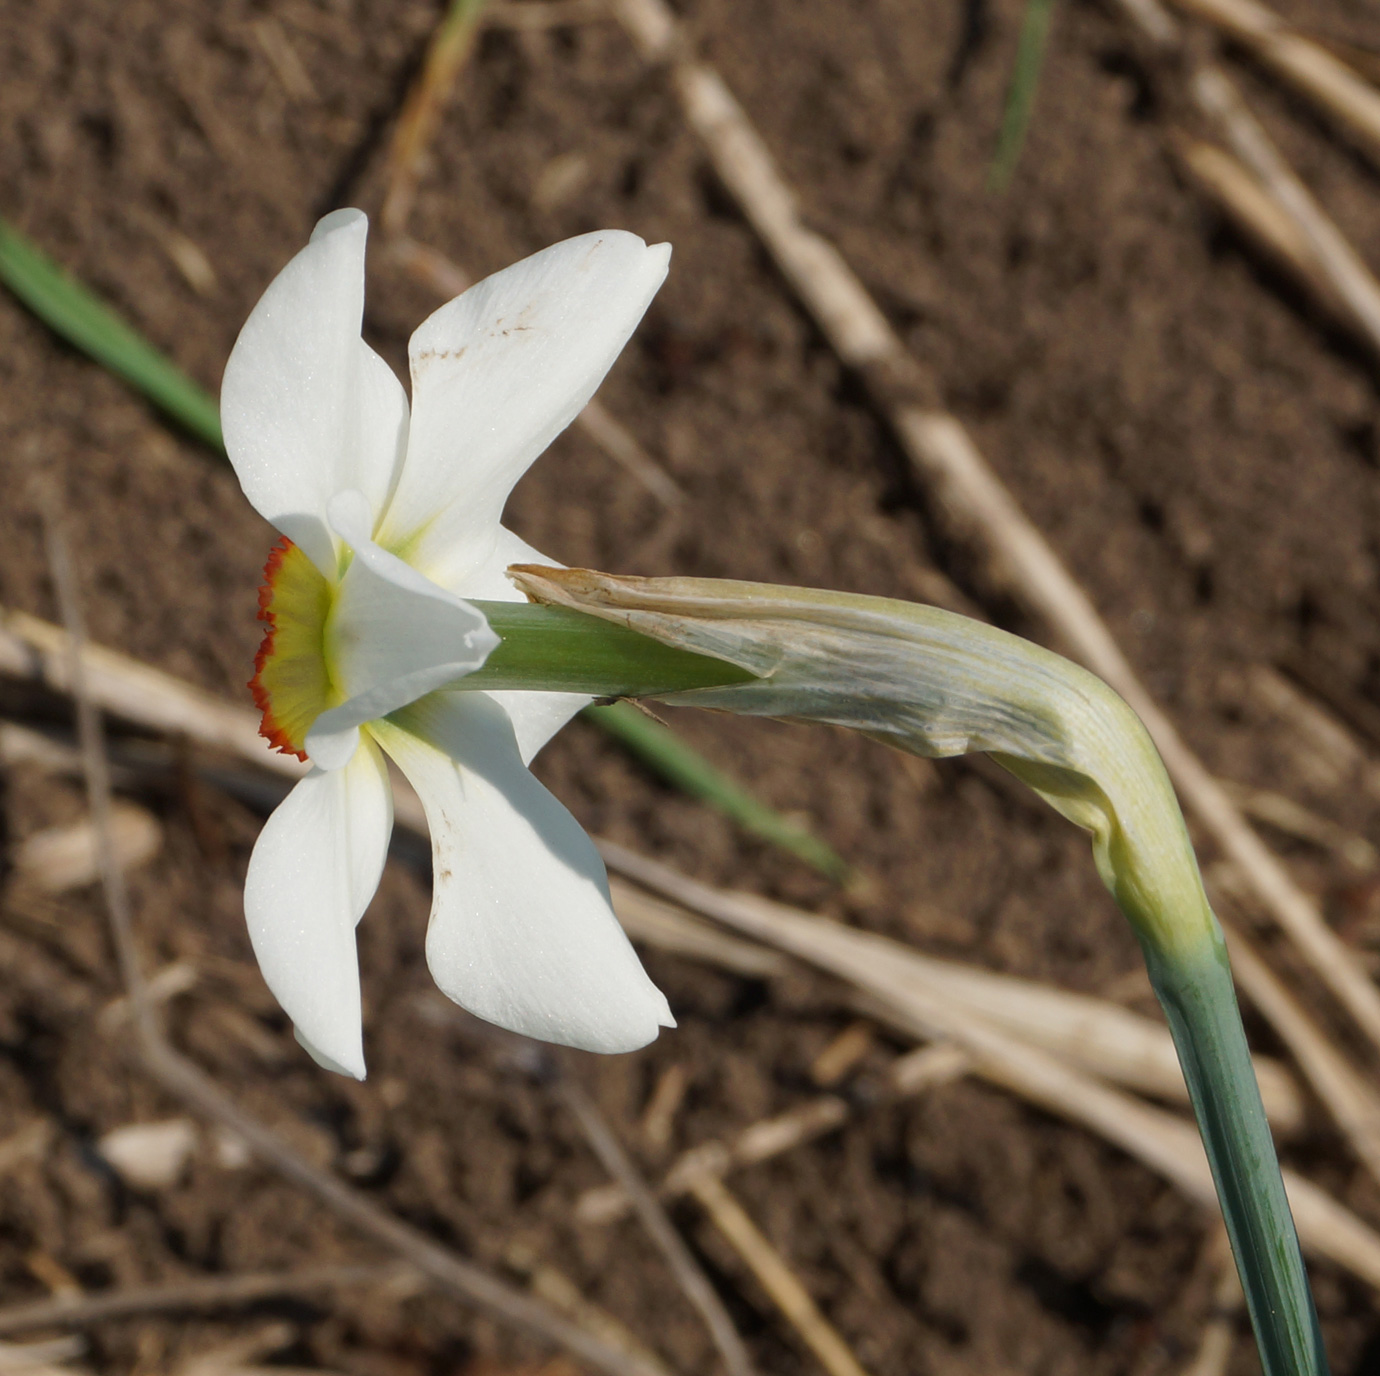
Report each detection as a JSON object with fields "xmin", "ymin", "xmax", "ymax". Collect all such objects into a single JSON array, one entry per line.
[
  {"xmin": 0, "ymin": 217, "xmax": 224, "ymax": 451},
  {"xmin": 585, "ymin": 701, "xmax": 851, "ymax": 884},
  {"xmin": 988, "ymin": 0, "xmax": 1058, "ymax": 191},
  {"xmin": 1145, "ymin": 937, "xmax": 1328, "ymax": 1376}
]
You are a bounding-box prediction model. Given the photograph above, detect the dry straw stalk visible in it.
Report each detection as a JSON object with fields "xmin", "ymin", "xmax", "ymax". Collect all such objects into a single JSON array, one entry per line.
[
  {"xmin": 687, "ymin": 1171, "xmax": 874, "ymax": 1376},
  {"xmin": 1114, "ymin": 0, "xmax": 1380, "ymax": 359},
  {"xmin": 1169, "ymin": 0, "xmax": 1380, "ymax": 163},
  {"xmin": 1170, "ymin": 135, "xmax": 1350, "ymax": 322},
  {"xmin": 577, "ymin": 1043, "xmax": 971, "ymax": 1227}
]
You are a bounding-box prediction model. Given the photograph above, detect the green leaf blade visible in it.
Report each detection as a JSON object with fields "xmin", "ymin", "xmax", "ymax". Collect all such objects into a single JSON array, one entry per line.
[
  {"xmin": 0, "ymin": 218, "xmax": 224, "ymax": 451},
  {"xmin": 585, "ymin": 701, "xmax": 852, "ymax": 885}
]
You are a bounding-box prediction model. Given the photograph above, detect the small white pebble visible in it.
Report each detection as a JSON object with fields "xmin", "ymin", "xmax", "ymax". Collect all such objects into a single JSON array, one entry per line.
[
  {"xmin": 212, "ymin": 1127, "xmax": 253, "ymax": 1171},
  {"xmin": 96, "ymin": 1119, "xmax": 197, "ymax": 1190},
  {"xmin": 13, "ymin": 804, "xmax": 161, "ymax": 893}
]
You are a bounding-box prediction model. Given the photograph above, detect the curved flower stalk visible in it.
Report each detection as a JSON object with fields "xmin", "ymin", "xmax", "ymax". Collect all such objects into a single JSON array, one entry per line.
[
  {"xmin": 494, "ymin": 568, "xmax": 1327, "ymax": 1376},
  {"xmin": 221, "ymin": 211, "xmax": 677, "ymax": 1078}
]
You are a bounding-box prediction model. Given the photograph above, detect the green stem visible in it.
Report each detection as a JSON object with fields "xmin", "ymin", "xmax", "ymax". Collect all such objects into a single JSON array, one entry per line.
[
  {"xmin": 1143, "ymin": 932, "xmax": 1327, "ymax": 1376},
  {"xmin": 465, "ymin": 601, "xmax": 755, "ymax": 696}
]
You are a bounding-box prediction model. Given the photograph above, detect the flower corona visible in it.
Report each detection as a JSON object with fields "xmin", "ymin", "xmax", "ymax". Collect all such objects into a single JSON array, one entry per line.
[{"xmin": 251, "ymin": 537, "xmax": 333, "ymax": 760}]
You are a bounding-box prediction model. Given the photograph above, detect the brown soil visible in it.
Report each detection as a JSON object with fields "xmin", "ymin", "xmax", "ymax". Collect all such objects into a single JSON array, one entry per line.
[{"xmin": 3, "ymin": 0, "xmax": 1380, "ymax": 1373}]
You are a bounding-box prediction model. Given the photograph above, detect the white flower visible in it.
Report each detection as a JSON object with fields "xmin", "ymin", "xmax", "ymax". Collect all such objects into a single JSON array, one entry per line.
[{"xmin": 221, "ymin": 209, "xmax": 674, "ymax": 1078}]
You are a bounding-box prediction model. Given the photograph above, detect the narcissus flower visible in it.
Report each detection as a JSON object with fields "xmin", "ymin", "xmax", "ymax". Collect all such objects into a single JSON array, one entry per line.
[{"xmin": 222, "ymin": 209, "xmax": 674, "ymax": 1078}]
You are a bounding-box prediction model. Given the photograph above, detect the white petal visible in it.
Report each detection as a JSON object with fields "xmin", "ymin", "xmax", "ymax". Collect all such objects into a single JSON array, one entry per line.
[
  {"xmin": 243, "ymin": 735, "xmax": 394, "ymax": 1078},
  {"xmin": 304, "ymin": 490, "xmax": 500, "ymax": 770},
  {"xmin": 372, "ymin": 695, "xmax": 673, "ymax": 1052},
  {"xmin": 485, "ymin": 690, "xmax": 588, "ymax": 767},
  {"xmin": 295, "ymin": 1028, "xmax": 361, "ymax": 1077},
  {"xmin": 221, "ymin": 209, "xmax": 408, "ymax": 574},
  {"xmin": 376, "ymin": 231, "xmax": 670, "ymax": 588},
  {"xmin": 455, "ymin": 525, "xmax": 589, "ymax": 765}
]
